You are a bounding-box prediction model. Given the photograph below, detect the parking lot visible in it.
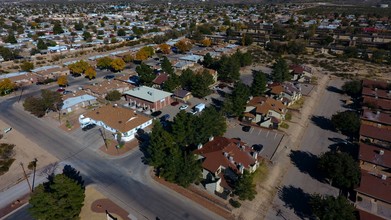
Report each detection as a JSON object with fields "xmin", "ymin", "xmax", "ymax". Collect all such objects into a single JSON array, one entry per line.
[{"xmin": 224, "ymin": 121, "xmax": 284, "ymax": 161}]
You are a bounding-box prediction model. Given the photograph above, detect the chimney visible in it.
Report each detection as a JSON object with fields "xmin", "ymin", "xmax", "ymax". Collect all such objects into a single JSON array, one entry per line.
[
  {"xmin": 381, "ymin": 174, "xmax": 387, "ymax": 180},
  {"xmin": 197, "ymin": 143, "xmax": 203, "ymax": 149},
  {"xmin": 229, "ymin": 156, "xmax": 234, "ymax": 162},
  {"xmin": 224, "ymin": 152, "xmax": 229, "ymax": 157},
  {"xmin": 209, "ymin": 136, "xmax": 214, "ymax": 142},
  {"xmin": 379, "ymin": 150, "xmax": 385, "ymax": 155}
]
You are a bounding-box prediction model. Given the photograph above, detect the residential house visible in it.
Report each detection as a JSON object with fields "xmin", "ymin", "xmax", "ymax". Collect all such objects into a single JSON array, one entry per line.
[
  {"xmin": 289, "ymin": 65, "xmax": 312, "ymax": 82},
  {"xmin": 361, "ymin": 109, "xmax": 391, "ymax": 130},
  {"xmin": 242, "ymin": 97, "xmax": 287, "ymax": 129},
  {"xmin": 32, "ymin": 65, "xmax": 70, "ymax": 80},
  {"xmin": 123, "ymin": 86, "xmax": 172, "ymax": 111},
  {"xmin": 78, "ymin": 105, "xmax": 152, "ymax": 142},
  {"xmin": 61, "ymin": 91, "xmax": 97, "ymax": 113},
  {"xmin": 193, "ymin": 136, "xmax": 261, "ymax": 197},
  {"xmin": 152, "ymin": 73, "xmax": 169, "ymax": 89},
  {"xmin": 83, "ymin": 81, "xmax": 131, "ymax": 98},
  {"xmin": 363, "ymin": 96, "xmax": 391, "ymax": 112},
  {"xmin": 360, "ymin": 124, "xmax": 391, "ymax": 149},
  {"xmin": 0, "ymin": 71, "xmax": 37, "ymax": 86},
  {"xmin": 173, "ymin": 89, "xmax": 192, "ymax": 102},
  {"xmin": 269, "ymin": 82, "xmax": 302, "ymax": 106}
]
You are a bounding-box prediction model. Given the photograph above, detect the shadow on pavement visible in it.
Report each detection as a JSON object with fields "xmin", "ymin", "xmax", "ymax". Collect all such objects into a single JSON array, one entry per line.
[
  {"xmin": 326, "ymin": 86, "xmax": 343, "ymax": 94},
  {"xmin": 278, "ymin": 185, "xmax": 313, "ymax": 219},
  {"xmin": 289, "ymin": 150, "xmax": 326, "ymax": 183},
  {"xmin": 310, "ymin": 115, "xmax": 334, "ymax": 131}
]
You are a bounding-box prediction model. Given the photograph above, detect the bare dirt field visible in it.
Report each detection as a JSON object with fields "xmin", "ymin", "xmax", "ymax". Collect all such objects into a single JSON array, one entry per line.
[{"xmin": 0, "ymin": 119, "xmax": 58, "ymax": 192}]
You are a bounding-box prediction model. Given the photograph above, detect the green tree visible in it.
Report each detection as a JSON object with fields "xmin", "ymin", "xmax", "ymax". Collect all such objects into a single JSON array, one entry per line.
[
  {"xmin": 117, "ymin": 28, "xmax": 126, "ymax": 36},
  {"xmin": 29, "ymin": 173, "xmax": 85, "ymax": 220},
  {"xmin": 5, "ymin": 33, "xmax": 17, "ymax": 44},
  {"xmin": 23, "ymin": 89, "xmax": 62, "ymax": 117},
  {"xmin": 20, "ymin": 61, "xmax": 34, "ymax": 72},
  {"xmin": 161, "ymin": 145, "xmax": 182, "ymax": 182},
  {"xmin": 171, "ymin": 110, "xmax": 196, "ymax": 147},
  {"xmin": 52, "ymin": 22, "xmax": 64, "ymax": 35},
  {"xmin": 191, "ymin": 70, "xmax": 214, "ymax": 98},
  {"xmin": 176, "ymin": 152, "xmax": 201, "ymax": 187},
  {"xmin": 0, "ymin": 143, "xmax": 15, "ymax": 175},
  {"xmin": 82, "ymin": 31, "xmax": 92, "ymax": 41},
  {"xmin": 223, "ymin": 82, "xmax": 250, "ymax": 117},
  {"xmin": 310, "ymin": 194, "xmax": 356, "ymax": 220},
  {"xmin": 341, "ymin": 80, "xmax": 362, "ymax": 97},
  {"xmin": 251, "ymin": 71, "xmax": 267, "ymax": 96},
  {"xmin": 96, "ymin": 57, "xmax": 113, "ymax": 70},
  {"xmin": 331, "ymin": 111, "xmax": 360, "ymax": 136},
  {"xmin": 272, "ymin": 58, "xmax": 290, "ymax": 83},
  {"xmin": 217, "ymin": 55, "xmax": 240, "ymax": 82},
  {"xmin": 37, "ymin": 39, "xmax": 47, "ymax": 50},
  {"xmin": 162, "ymin": 74, "xmax": 180, "ymax": 92},
  {"xmin": 105, "ymin": 90, "xmax": 122, "ymax": 101},
  {"xmin": 161, "ymin": 56, "xmax": 174, "ymax": 75},
  {"xmin": 318, "ymin": 151, "xmax": 360, "ymax": 189},
  {"xmin": 241, "ymin": 34, "xmax": 253, "ymax": 46},
  {"xmin": 74, "ymin": 21, "xmax": 84, "ymax": 31},
  {"xmin": 234, "ymin": 170, "xmax": 257, "ymax": 201},
  {"xmin": 196, "ymin": 107, "xmax": 227, "ymax": 143},
  {"xmin": 203, "ymin": 53, "xmax": 214, "ymax": 68},
  {"xmin": 136, "ymin": 62, "xmax": 155, "ymax": 86}
]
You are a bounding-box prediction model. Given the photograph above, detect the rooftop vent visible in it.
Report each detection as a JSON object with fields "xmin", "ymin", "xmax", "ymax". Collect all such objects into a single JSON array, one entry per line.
[
  {"xmin": 197, "ymin": 143, "xmax": 203, "ymax": 149},
  {"xmin": 381, "ymin": 174, "xmax": 387, "ymax": 180},
  {"xmin": 379, "ymin": 150, "xmax": 385, "ymax": 155}
]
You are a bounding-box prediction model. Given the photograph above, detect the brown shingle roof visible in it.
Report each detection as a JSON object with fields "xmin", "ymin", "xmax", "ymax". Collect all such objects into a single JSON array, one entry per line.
[
  {"xmin": 248, "ymin": 97, "xmax": 286, "ymax": 115},
  {"xmin": 360, "ymin": 124, "xmax": 391, "ymax": 143},
  {"xmin": 362, "ymin": 87, "xmax": 391, "ymax": 100},
  {"xmin": 194, "ymin": 137, "xmax": 257, "ymax": 174},
  {"xmin": 84, "ymin": 105, "xmax": 151, "ymax": 133},
  {"xmin": 363, "ymin": 96, "xmax": 391, "ymax": 111},
  {"xmin": 152, "ymin": 73, "xmax": 168, "ymax": 85},
  {"xmin": 356, "ymin": 170, "xmax": 391, "ymax": 204},
  {"xmin": 358, "ymin": 209, "xmax": 386, "ymax": 220},
  {"xmin": 362, "ymin": 79, "xmax": 389, "ymax": 90},
  {"xmin": 359, "ymin": 143, "xmax": 391, "ymax": 168},
  {"xmin": 361, "ymin": 109, "xmax": 391, "ymax": 126}
]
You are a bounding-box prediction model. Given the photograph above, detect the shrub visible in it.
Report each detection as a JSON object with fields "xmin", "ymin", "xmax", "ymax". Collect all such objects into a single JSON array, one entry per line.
[{"xmin": 229, "ymin": 199, "xmax": 241, "ymax": 208}]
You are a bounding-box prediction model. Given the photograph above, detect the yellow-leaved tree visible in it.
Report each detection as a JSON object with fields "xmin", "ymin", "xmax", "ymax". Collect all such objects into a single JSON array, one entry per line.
[
  {"xmin": 201, "ymin": 38, "xmax": 212, "ymax": 47},
  {"xmin": 57, "ymin": 75, "xmax": 68, "ymax": 86},
  {"xmin": 0, "ymin": 79, "xmax": 16, "ymax": 95},
  {"xmin": 159, "ymin": 43, "xmax": 171, "ymax": 54},
  {"xmin": 175, "ymin": 39, "xmax": 193, "ymax": 53},
  {"xmin": 84, "ymin": 67, "xmax": 97, "ymax": 79},
  {"xmin": 110, "ymin": 58, "xmax": 126, "ymax": 72}
]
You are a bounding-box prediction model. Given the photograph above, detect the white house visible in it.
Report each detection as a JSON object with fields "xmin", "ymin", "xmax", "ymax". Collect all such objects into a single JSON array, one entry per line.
[{"xmin": 78, "ymin": 105, "xmax": 152, "ymax": 142}]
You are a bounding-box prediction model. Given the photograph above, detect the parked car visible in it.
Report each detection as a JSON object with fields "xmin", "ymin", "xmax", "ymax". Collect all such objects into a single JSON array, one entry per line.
[
  {"xmin": 104, "ymin": 75, "xmax": 115, "ymax": 80},
  {"xmin": 82, "ymin": 124, "xmax": 96, "ymax": 131},
  {"xmin": 252, "ymin": 144, "xmax": 264, "ymax": 153},
  {"xmin": 160, "ymin": 114, "xmax": 170, "ymax": 121},
  {"xmin": 63, "ymin": 90, "xmax": 72, "ymax": 95},
  {"xmin": 57, "ymin": 88, "xmax": 65, "ymax": 93},
  {"xmin": 151, "ymin": 111, "xmax": 162, "ymax": 117},
  {"xmin": 171, "ymin": 101, "xmax": 179, "ymax": 106},
  {"xmin": 242, "ymin": 126, "xmax": 251, "ymax": 132},
  {"xmin": 179, "ymin": 105, "xmax": 189, "ymax": 110}
]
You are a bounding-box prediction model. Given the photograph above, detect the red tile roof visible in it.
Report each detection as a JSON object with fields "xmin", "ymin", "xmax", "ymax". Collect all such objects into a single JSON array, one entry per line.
[
  {"xmin": 363, "ymin": 96, "xmax": 391, "ymax": 111},
  {"xmin": 194, "ymin": 137, "xmax": 258, "ymax": 174},
  {"xmin": 361, "ymin": 109, "xmax": 391, "ymax": 126},
  {"xmin": 152, "ymin": 73, "xmax": 169, "ymax": 85},
  {"xmin": 362, "ymin": 79, "xmax": 389, "ymax": 90},
  {"xmin": 359, "ymin": 143, "xmax": 391, "ymax": 169},
  {"xmin": 362, "ymin": 87, "xmax": 391, "ymax": 100},
  {"xmin": 360, "ymin": 124, "xmax": 391, "ymax": 143},
  {"xmin": 358, "ymin": 209, "xmax": 387, "ymax": 220},
  {"xmin": 356, "ymin": 170, "xmax": 391, "ymax": 204}
]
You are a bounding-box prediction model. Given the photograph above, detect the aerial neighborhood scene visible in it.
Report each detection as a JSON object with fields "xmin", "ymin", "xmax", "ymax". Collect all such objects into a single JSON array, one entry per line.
[{"xmin": 0, "ymin": 0, "xmax": 391, "ymax": 219}]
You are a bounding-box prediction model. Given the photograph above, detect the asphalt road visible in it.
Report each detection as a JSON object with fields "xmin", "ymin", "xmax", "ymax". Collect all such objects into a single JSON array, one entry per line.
[
  {"xmin": 265, "ymin": 78, "xmax": 348, "ymax": 220},
  {"xmin": 0, "ymin": 81, "xmax": 224, "ymax": 220}
]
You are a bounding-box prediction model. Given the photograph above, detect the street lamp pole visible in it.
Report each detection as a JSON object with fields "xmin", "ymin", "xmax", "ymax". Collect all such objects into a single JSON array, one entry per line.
[{"xmin": 20, "ymin": 162, "xmax": 32, "ymax": 193}]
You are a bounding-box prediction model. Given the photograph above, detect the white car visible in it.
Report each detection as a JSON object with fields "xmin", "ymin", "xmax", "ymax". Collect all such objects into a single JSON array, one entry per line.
[{"xmin": 179, "ymin": 105, "xmax": 189, "ymax": 110}]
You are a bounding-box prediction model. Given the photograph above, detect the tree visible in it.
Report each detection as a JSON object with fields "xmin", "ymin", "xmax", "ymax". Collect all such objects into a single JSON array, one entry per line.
[
  {"xmin": 110, "ymin": 58, "xmax": 125, "ymax": 72},
  {"xmin": 84, "ymin": 67, "xmax": 96, "ymax": 79},
  {"xmin": 29, "ymin": 173, "xmax": 85, "ymax": 220},
  {"xmin": 175, "ymin": 152, "xmax": 201, "ymax": 187},
  {"xmin": 234, "ymin": 170, "xmax": 257, "ymax": 201},
  {"xmin": 272, "ymin": 58, "xmax": 290, "ymax": 83},
  {"xmin": 82, "ymin": 31, "xmax": 92, "ymax": 41},
  {"xmin": 162, "ymin": 74, "xmax": 180, "ymax": 92},
  {"xmin": 117, "ymin": 28, "xmax": 126, "ymax": 36},
  {"xmin": 171, "ymin": 110, "xmax": 196, "ymax": 147},
  {"xmin": 223, "ymin": 82, "xmax": 250, "ymax": 117},
  {"xmin": 135, "ymin": 46, "xmax": 154, "ymax": 61},
  {"xmin": 175, "ymin": 39, "xmax": 193, "ymax": 53},
  {"xmin": 342, "ymin": 80, "xmax": 362, "ymax": 97},
  {"xmin": 190, "ymin": 70, "xmax": 214, "ymax": 98},
  {"xmin": 52, "ymin": 22, "xmax": 64, "ymax": 35},
  {"xmin": 57, "ymin": 75, "xmax": 68, "ymax": 87},
  {"xmin": 68, "ymin": 60, "xmax": 90, "ymax": 76},
  {"xmin": 74, "ymin": 21, "xmax": 84, "ymax": 31},
  {"xmin": 96, "ymin": 57, "xmax": 113, "ymax": 70},
  {"xmin": 201, "ymin": 38, "xmax": 212, "ymax": 47},
  {"xmin": 20, "ymin": 61, "xmax": 34, "ymax": 72},
  {"xmin": 23, "ymin": 89, "xmax": 62, "ymax": 117},
  {"xmin": 136, "ymin": 63, "xmax": 155, "ymax": 86},
  {"xmin": 0, "ymin": 79, "xmax": 16, "ymax": 95},
  {"xmin": 123, "ymin": 54, "xmax": 134, "ymax": 63},
  {"xmin": 241, "ymin": 34, "xmax": 253, "ymax": 46},
  {"xmin": 37, "ymin": 39, "xmax": 47, "ymax": 50},
  {"xmin": 331, "ymin": 111, "xmax": 360, "ymax": 136},
  {"xmin": 161, "ymin": 56, "xmax": 174, "ymax": 75},
  {"xmin": 318, "ymin": 151, "xmax": 360, "ymax": 189},
  {"xmin": 203, "ymin": 53, "xmax": 214, "ymax": 68},
  {"xmin": 216, "ymin": 55, "xmax": 240, "ymax": 82},
  {"xmin": 105, "ymin": 90, "xmax": 122, "ymax": 101},
  {"xmin": 5, "ymin": 33, "xmax": 17, "ymax": 44},
  {"xmin": 0, "ymin": 143, "xmax": 15, "ymax": 175},
  {"xmin": 251, "ymin": 71, "xmax": 267, "ymax": 96},
  {"xmin": 310, "ymin": 194, "xmax": 356, "ymax": 220},
  {"xmin": 159, "ymin": 43, "xmax": 171, "ymax": 54}
]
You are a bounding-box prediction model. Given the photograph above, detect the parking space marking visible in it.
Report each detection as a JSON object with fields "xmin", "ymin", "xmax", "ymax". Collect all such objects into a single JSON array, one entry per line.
[
  {"xmin": 250, "ymin": 127, "xmax": 254, "ymax": 133},
  {"xmin": 258, "ymin": 130, "xmax": 261, "ymax": 135},
  {"xmin": 274, "ymin": 133, "xmax": 277, "ymax": 139},
  {"xmin": 266, "ymin": 131, "xmax": 270, "ymax": 138}
]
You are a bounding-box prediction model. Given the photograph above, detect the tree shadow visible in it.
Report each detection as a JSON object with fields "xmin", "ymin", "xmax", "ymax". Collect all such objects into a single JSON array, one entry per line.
[
  {"xmin": 289, "ymin": 150, "xmax": 326, "ymax": 183},
  {"xmin": 136, "ymin": 133, "xmax": 151, "ymax": 165},
  {"xmin": 211, "ymin": 97, "xmax": 224, "ymax": 109},
  {"xmin": 278, "ymin": 185, "xmax": 313, "ymax": 219},
  {"xmin": 326, "ymin": 86, "xmax": 343, "ymax": 94},
  {"xmin": 311, "ymin": 115, "xmax": 334, "ymax": 131},
  {"xmin": 328, "ymin": 142, "xmax": 359, "ymax": 159},
  {"xmin": 62, "ymin": 164, "xmax": 84, "ymax": 187}
]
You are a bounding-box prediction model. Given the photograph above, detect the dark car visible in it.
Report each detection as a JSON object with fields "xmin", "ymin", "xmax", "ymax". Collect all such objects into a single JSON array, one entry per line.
[
  {"xmin": 160, "ymin": 114, "xmax": 170, "ymax": 121},
  {"xmin": 151, "ymin": 111, "xmax": 162, "ymax": 117},
  {"xmin": 104, "ymin": 75, "xmax": 115, "ymax": 80},
  {"xmin": 171, "ymin": 101, "xmax": 179, "ymax": 106},
  {"xmin": 82, "ymin": 124, "xmax": 96, "ymax": 131},
  {"xmin": 242, "ymin": 126, "xmax": 251, "ymax": 132},
  {"xmin": 252, "ymin": 144, "xmax": 264, "ymax": 153},
  {"xmin": 63, "ymin": 90, "xmax": 72, "ymax": 95}
]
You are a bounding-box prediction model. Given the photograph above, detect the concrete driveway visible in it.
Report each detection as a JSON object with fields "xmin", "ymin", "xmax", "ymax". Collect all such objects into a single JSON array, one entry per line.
[{"xmin": 224, "ymin": 122, "xmax": 284, "ymax": 160}]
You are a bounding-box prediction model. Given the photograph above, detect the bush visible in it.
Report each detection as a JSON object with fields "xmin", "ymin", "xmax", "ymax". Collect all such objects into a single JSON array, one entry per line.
[
  {"xmin": 105, "ymin": 90, "xmax": 122, "ymax": 101},
  {"xmin": 229, "ymin": 199, "xmax": 241, "ymax": 208}
]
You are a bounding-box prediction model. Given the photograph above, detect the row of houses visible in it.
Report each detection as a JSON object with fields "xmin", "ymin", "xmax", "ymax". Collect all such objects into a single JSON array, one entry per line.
[{"xmin": 355, "ymin": 79, "xmax": 391, "ymax": 219}]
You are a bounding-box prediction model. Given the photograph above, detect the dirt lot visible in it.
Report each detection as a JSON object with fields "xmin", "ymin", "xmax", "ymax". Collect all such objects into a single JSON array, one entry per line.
[{"xmin": 0, "ymin": 119, "xmax": 58, "ymax": 192}]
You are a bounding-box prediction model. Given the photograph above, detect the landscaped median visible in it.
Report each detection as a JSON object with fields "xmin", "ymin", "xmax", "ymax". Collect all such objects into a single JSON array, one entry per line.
[{"xmin": 152, "ymin": 173, "xmax": 235, "ymax": 220}]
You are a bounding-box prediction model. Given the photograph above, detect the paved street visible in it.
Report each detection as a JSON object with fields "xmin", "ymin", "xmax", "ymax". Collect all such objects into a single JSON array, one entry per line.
[
  {"xmin": 0, "ymin": 85, "xmax": 224, "ymax": 220},
  {"xmin": 265, "ymin": 78, "xmax": 348, "ymax": 220}
]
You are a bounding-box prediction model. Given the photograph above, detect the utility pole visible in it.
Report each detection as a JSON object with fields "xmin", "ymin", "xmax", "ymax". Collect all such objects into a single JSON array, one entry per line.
[
  {"xmin": 20, "ymin": 162, "xmax": 32, "ymax": 193},
  {"xmin": 31, "ymin": 158, "xmax": 38, "ymax": 192}
]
